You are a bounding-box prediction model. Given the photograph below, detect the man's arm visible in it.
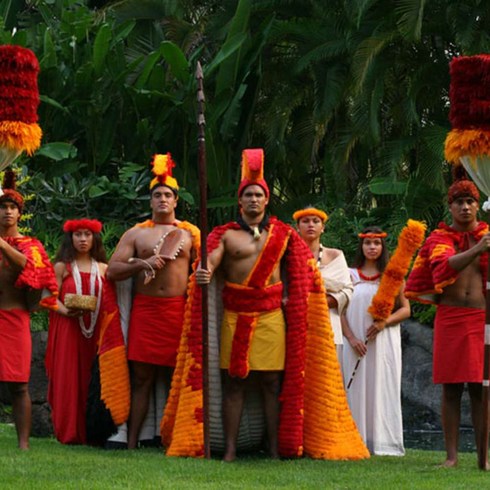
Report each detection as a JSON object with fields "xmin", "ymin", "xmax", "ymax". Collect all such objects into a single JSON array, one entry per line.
[
  {"xmin": 0, "ymin": 237, "xmax": 27, "ymax": 269},
  {"xmin": 195, "ymin": 235, "xmax": 226, "ymax": 285},
  {"xmin": 107, "ymin": 229, "xmax": 165, "ymax": 282},
  {"xmin": 447, "ymin": 232, "xmax": 490, "ymax": 272}
]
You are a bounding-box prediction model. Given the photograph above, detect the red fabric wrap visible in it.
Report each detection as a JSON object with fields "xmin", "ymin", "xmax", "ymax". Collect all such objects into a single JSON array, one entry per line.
[
  {"xmin": 0, "ymin": 308, "xmax": 31, "ymax": 382},
  {"xmin": 222, "ymin": 282, "xmax": 283, "ymax": 312},
  {"xmin": 433, "ymin": 305, "xmax": 485, "ymax": 384},
  {"xmin": 3, "ymin": 236, "xmax": 58, "ymax": 310},
  {"xmin": 128, "ymin": 294, "xmax": 186, "ymax": 367},
  {"xmin": 406, "ymin": 222, "xmax": 488, "ymax": 304},
  {"xmin": 229, "ymin": 315, "xmax": 258, "ymax": 379}
]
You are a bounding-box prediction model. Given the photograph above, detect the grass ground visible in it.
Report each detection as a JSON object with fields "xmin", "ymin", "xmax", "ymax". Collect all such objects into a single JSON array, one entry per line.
[{"xmin": 1, "ymin": 423, "xmax": 489, "ymax": 489}]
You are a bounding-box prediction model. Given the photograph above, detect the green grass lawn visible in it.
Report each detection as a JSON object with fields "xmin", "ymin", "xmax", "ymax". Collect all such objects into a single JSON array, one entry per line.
[{"xmin": 0, "ymin": 423, "xmax": 488, "ymax": 489}]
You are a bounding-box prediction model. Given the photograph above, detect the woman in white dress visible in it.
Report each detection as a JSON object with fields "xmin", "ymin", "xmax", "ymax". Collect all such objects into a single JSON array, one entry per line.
[
  {"xmin": 341, "ymin": 226, "xmax": 410, "ymax": 456},
  {"xmin": 293, "ymin": 207, "xmax": 353, "ymax": 365}
]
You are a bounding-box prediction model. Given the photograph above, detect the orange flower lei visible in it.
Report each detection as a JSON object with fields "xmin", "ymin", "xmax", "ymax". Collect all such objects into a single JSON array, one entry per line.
[{"xmin": 367, "ymin": 219, "xmax": 426, "ymax": 322}]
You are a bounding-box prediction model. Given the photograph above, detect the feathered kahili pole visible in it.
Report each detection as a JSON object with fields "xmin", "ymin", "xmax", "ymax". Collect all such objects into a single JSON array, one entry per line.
[
  {"xmin": 346, "ymin": 220, "xmax": 426, "ymax": 390},
  {"xmin": 444, "ymin": 54, "xmax": 490, "ymax": 470},
  {"xmin": 0, "ymin": 45, "xmax": 42, "ymax": 176}
]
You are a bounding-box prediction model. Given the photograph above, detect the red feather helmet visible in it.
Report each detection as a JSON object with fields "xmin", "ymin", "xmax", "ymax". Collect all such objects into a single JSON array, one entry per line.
[{"xmin": 238, "ymin": 148, "xmax": 270, "ymax": 198}]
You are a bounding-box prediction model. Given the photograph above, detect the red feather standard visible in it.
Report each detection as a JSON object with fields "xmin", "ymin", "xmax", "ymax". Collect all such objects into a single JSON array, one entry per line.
[{"xmin": 0, "ymin": 45, "xmax": 42, "ymax": 169}]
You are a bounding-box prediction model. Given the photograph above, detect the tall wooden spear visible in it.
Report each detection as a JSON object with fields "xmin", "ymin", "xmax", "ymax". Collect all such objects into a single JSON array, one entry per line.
[{"xmin": 196, "ymin": 61, "xmax": 210, "ymax": 459}]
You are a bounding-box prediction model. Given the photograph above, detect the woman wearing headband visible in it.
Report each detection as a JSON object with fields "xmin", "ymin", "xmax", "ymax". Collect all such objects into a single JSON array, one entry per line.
[
  {"xmin": 341, "ymin": 226, "xmax": 410, "ymax": 456},
  {"xmin": 46, "ymin": 219, "xmax": 108, "ymax": 445},
  {"xmin": 293, "ymin": 207, "xmax": 353, "ymax": 364}
]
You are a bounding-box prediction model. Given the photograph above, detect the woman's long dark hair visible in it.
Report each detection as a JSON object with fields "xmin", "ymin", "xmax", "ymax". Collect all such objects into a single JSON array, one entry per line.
[
  {"xmin": 54, "ymin": 232, "xmax": 108, "ymax": 264},
  {"xmin": 353, "ymin": 226, "xmax": 389, "ymax": 273}
]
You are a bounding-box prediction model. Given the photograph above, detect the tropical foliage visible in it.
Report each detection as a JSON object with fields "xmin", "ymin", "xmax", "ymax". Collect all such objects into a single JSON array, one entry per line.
[{"xmin": 1, "ymin": 0, "xmax": 490, "ymax": 259}]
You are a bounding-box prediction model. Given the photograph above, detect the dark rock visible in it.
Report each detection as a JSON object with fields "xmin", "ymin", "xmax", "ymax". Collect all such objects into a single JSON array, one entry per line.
[
  {"xmin": 402, "ymin": 320, "xmax": 472, "ymax": 428},
  {"xmin": 32, "ymin": 402, "xmax": 52, "ymax": 437},
  {"xmin": 29, "ymin": 331, "xmax": 49, "ymax": 403}
]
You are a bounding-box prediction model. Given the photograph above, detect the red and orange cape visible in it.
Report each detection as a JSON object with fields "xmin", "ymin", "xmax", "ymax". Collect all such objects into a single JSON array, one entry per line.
[
  {"xmin": 3, "ymin": 235, "xmax": 58, "ymax": 310},
  {"xmin": 406, "ymin": 221, "xmax": 488, "ymax": 304},
  {"xmin": 161, "ymin": 217, "xmax": 369, "ymax": 460}
]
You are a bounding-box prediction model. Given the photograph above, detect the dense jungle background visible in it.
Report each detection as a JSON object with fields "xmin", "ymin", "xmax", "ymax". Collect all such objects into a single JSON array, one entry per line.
[{"xmin": 2, "ymin": 0, "xmax": 489, "ymax": 270}]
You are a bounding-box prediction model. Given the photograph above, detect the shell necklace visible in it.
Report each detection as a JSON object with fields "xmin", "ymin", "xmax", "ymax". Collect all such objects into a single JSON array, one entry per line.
[
  {"xmin": 71, "ymin": 258, "xmax": 102, "ymax": 338},
  {"xmin": 317, "ymin": 244, "xmax": 324, "ymax": 266}
]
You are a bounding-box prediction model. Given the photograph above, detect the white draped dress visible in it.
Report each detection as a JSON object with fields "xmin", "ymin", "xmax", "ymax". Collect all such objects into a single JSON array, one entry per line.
[{"xmin": 342, "ymin": 268, "xmax": 404, "ymax": 456}]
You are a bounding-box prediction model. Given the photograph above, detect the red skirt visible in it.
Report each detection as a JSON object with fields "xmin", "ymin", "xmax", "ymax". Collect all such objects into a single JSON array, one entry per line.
[
  {"xmin": 127, "ymin": 295, "xmax": 185, "ymax": 367},
  {"xmin": 433, "ymin": 304, "xmax": 485, "ymax": 384},
  {"xmin": 0, "ymin": 309, "xmax": 31, "ymax": 382}
]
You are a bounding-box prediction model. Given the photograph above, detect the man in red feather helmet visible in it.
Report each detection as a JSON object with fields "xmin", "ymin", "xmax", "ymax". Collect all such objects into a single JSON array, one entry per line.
[
  {"xmin": 195, "ymin": 149, "xmax": 284, "ymax": 461},
  {"xmin": 406, "ymin": 178, "xmax": 490, "ymax": 468},
  {"xmin": 0, "ymin": 171, "xmax": 57, "ymax": 449}
]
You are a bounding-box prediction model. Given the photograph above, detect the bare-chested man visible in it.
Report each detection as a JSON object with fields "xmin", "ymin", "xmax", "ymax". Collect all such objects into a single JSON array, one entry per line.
[
  {"xmin": 107, "ymin": 154, "xmax": 199, "ymax": 449},
  {"xmin": 0, "ymin": 171, "xmax": 57, "ymax": 449},
  {"xmin": 195, "ymin": 148, "xmax": 298, "ymax": 461},
  {"xmin": 406, "ymin": 179, "xmax": 490, "ymax": 468}
]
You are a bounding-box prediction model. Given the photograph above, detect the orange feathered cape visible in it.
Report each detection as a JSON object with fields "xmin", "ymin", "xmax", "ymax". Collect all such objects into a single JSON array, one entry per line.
[{"xmin": 161, "ymin": 217, "xmax": 369, "ymax": 460}]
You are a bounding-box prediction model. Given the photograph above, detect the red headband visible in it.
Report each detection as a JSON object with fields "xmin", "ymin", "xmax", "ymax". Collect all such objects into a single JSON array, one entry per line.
[
  {"xmin": 63, "ymin": 219, "xmax": 103, "ymax": 234},
  {"xmin": 358, "ymin": 232, "xmax": 387, "ymax": 239}
]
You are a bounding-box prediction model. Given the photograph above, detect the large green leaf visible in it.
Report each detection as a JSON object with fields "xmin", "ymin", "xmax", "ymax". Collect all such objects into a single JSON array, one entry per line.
[
  {"xmin": 93, "ymin": 23, "xmax": 112, "ymax": 76},
  {"xmin": 35, "ymin": 143, "xmax": 78, "ymax": 161},
  {"xmin": 159, "ymin": 41, "xmax": 189, "ymax": 84}
]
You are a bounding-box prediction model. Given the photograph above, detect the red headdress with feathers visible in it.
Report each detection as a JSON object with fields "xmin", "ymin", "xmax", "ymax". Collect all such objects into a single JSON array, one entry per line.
[{"xmin": 238, "ymin": 148, "xmax": 270, "ymax": 198}]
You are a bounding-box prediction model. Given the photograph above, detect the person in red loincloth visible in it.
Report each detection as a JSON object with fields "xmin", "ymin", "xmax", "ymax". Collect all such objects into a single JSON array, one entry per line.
[
  {"xmin": 0, "ymin": 170, "xmax": 57, "ymax": 449},
  {"xmin": 107, "ymin": 154, "xmax": 200, "ymax": 449},
  {"xmin": 406, "ymin": 178, "xmax": 490, "ymax": 468}
]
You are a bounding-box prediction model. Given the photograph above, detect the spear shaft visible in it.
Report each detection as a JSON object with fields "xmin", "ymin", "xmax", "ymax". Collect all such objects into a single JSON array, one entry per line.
[{"xmin": 196, "ymin": 61, "xmax": 210, "ymax": 459}]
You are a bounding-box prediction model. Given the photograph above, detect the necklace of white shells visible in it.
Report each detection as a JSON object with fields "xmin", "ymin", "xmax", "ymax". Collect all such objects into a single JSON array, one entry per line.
[
  {"xmin": 71, "ymin": 259, "xmax": 102, "ymax": 339},
  {"xmin": 317, "ymin": 244, "xmax": 323, "ymax": 266}
]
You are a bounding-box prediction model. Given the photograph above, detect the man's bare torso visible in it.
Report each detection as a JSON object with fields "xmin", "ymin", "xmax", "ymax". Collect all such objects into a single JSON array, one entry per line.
[
  {"xmin": 221, "ymin": 228, "xmax": 281, "ymax": 285},
  {"xmin": 440, "ymin": 235, "xmax": 485, "ymax": 309},
  {"xmin": 0, "ymin": 248, "xmax": 26, "ymax": 310},
  {"xmin": 133, "ymin": 224, "xmax": 194, "ymax": 297}
]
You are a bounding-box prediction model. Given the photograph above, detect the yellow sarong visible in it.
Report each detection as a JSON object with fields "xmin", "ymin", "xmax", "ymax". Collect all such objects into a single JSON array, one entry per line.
[{"xmin": 220, "ymin": 308, "xmax": 285, "ymax": 371}]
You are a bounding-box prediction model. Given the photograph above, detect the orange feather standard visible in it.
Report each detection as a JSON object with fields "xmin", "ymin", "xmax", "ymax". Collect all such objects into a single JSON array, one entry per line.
[{"xmin": 368, "ymin": 219, "xmax": 426, "ymax": 322}]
